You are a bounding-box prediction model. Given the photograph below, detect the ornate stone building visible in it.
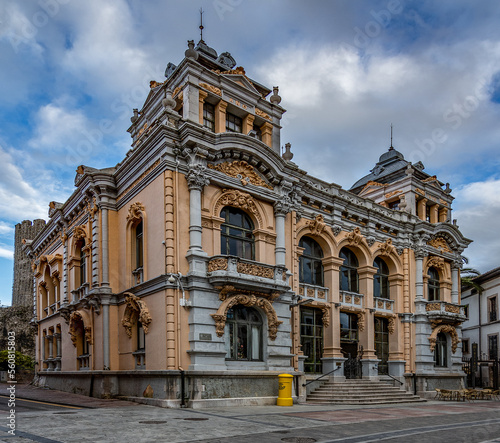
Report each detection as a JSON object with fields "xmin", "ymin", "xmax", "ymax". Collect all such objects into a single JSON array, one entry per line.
[{"xmin": 28, "ymin": 38, "xmax": 471, "ymax": 405}]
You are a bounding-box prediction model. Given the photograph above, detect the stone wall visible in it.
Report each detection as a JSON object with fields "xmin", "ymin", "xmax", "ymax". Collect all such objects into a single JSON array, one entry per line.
[
  {"xmin": 12, "ymin": 219, "xmax": 46, "ymax": 307},
  {"xmin": 0, "ymin": 305, "xmax": 35, "ymax": 358}
]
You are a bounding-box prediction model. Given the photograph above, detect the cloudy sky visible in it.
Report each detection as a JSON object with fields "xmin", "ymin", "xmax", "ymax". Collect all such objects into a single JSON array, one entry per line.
[{"xmin": 1, "ymin": 0, "xmax": 499, "ymax": 306}]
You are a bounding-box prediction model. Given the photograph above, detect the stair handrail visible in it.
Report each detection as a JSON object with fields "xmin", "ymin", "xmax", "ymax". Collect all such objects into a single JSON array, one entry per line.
[
  {"xmin": 376, "ymin": 366, "xmax": 403, "ymax": 386},
  {"xmin": 302, "ymin": 365, "xmax": 342, "ymax": 387}
]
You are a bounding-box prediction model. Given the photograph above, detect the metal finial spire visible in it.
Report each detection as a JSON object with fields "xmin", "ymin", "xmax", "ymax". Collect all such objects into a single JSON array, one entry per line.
[
  {"xmin": 199, "ymin": 8, "xmax": 204, "ymax": 43},
  {"xmin": 389, "ymin": 123, "xmax": 394, "ymax": 150}
]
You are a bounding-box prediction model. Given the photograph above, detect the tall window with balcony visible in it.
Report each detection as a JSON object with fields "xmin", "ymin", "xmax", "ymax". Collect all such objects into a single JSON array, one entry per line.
[
  {"xmin": 203, "ymin": 102, "xmax": 215, "ymax": 131},
  {"xmin": 134, "ymin": 320, "xmax": 146, "ymax": 369},
  {"xmin": 374, "ymin": 317, "xmax": 389, "ymax": 374},
  {"xmin": 427, "ymin": 267, "xmax": 440, "ymax": 301},
  {"xmin": 488, "ymin": 334, "xmax": 498, "ymax": 360},
  {"xmin": 300, "ymin": 307, "xmax": 323, "ymax": 373},
  {"xmin": 373, "ymin": 257, "xmax": 390, "ymax": 299},
  {"xmin": 220, "ymin": 207, "xmax": 254, "ymax": 260},
  {"xmin": 340, "ymin": 247, "xmax": 359, "ymax": 293},
  {"xmin": 299, "ymin": 236, "xmax": 324, "ymax": 287},
  {"xmin": 132, "ymin": 220, "xmax": 144, "ymax": 285},
  {"xmin": 226, "ymin": 112, "xmax": 242, "ymax": 133},
  {"xmin": 78, "ymin": 239, "xmax": 87, "ymax": 287},
  {"xmin": 225, "ymin": 306, "xmax": 262, "ymax": 361},
  {"xmin": 434, "ymin": 332, "xmax": 447, "ymax": 367},
  {"xmin": 488, "ymin": 296, "xmax": 498, "ymax": 322}
]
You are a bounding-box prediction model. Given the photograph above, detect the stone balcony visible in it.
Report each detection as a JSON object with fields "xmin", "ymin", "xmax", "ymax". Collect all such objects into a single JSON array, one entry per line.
[
  {"xmin": 338, "ymin": 290, "xmax": 364, "ymax": 309},
  {"xmin": 373, "ymin": 297, "xmax": 395, "ymax": 313},
  {"xmin": 207, "ymin": 255, "xmax": 290, "ymax": 295},
  {"xmin": 425, "ymin": 300, "xmax": 466, "ymax": 323},
  {"xmin": 299, "ymin": 283, "xmax": 329, "ymax": 302}
]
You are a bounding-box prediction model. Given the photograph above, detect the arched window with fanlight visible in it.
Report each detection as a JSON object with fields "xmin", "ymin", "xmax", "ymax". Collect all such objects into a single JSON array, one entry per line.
[
  {"xmin": 428, "ymin": 267, "xmax": 440, "ymax": 301},
  {"xmin": 374, "ymin": 257, "xmax": 390, "ymax": 299},
  {"xmin": 299, "ymin": 236, "xmax": 324, "ymax": 286},
  {"xmin": 78, "ymin": 240, "xmax": 87, "ymax": 287},
  {"xmin": 225, "ymin": 305, "xmax": 263, "ymax": 361},
  {"xmin": 434, "ymin": 332, "xmax": 447, "ymax": 367},
  {"xmin": 340, "ymin": 247, "xmax": 359, "ymax": 293},
  {"xmin": 220, "ymin": 207, "xmax": 255, "ymax": 260}
]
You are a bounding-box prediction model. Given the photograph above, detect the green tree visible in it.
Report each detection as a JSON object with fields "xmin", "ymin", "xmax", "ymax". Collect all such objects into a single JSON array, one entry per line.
[{"xmin": 0, "ymin": 350, "xmax": 35, "ymax": 371}]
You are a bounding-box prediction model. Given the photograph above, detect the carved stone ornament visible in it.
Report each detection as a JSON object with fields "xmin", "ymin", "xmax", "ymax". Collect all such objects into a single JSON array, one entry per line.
[
  {"xmin": 366, "ymin": 237, "xmax": 376, "ymax": 247},
  {"xmin": 208, "ymin": 161, "xmax": 272, "ymax": 189},
  {"xmin": 306, "ymin": 214, "xmax": 326, "ymax": 236},
  {"xmin": 332, "ymin": 225, "xmax": 342, "ymax": 237},
  {"xmin": 59, "ymin": 228, "xmax": 68, "ymax": 243},
  {"xmin": 69, "ymin": 310, "xmax": 92, "ymax": 347},
  {"xmin": 186, "ymin": 165, "xmax": 210, "ymax": 191},
  {"xmin": 321, "ymin": 305, "xmax": 331, "ymax": 327},
  {"xmin": 445, "ymin": 304, "xmax": 460, "ymax": 314},
  {"xmin": 427, "ymin": 238, "xmax": 451, "ymax": 253},
  {"xmin": 378, "ymin": 238, "xmax": 395, "ymax": 256},
  {"xmin": 427, "ymin": 255, "xmax": 446, "ymax": 271},
  {"xmin": 216, "ymin": 189, "xmax": 261, "ymax": 225},
  {"xmin": 237, "ymin": 262, "xmax": 274, "ymax": 279},
  {"xmin": 216, "ymin": 285, "xmax": 236, "ymax": 301},
  {"xmin": 199, "ymin": 82, "xmax": 222, "ymax": 96},
  {"xmin": 73, "ymin": 225, "xmax": 87, "ymax": 241},
  {"xmin": 340, "ymin": 306, "xmax": 365, "ymax": 331},
  {"xmin": 426, "ymin": 302, "xmax": 442, "ymax": 311},
  {"xmin": 87, "ymin": 196, "xmax": 99, "ymax": 218},
  {"xmin": 388, "ymin": 316, "xmax": 395, "ymax": 334},
  {"xmin": 347, "ymin": 227, "xmax": 364, "ymax": 246},
  {"xmin": 126, "ymin": 202, "xmax": 145, "ymax": 223},
  {"xmin": 415, "ymin": 188, "xmax": 425, "ymax": 196},
  {"xmin": 385, "ymin": 189, "xmax": 402, "ymax": 199},
  {"xmin": 255, "ymin": 108, "xmax": 272, "ymax": 121},
  {"xmin": 428, "ymin": 324, "xmax": 459, "ymax": 353},
  {"xmin": 121, "ymin": 293, "xmax": 152, "ymax": 339},
  {"xmin": 211, "ymin": 294, "xmax": 283, "ymax": 340},
  {"xmin": 207, "ymin": 258, "xmax": 228, "ymax": 273}
]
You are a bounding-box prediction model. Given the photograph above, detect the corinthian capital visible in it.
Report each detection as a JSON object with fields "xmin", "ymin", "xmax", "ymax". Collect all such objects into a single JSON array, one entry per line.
[{"xmin": 186, "ymin": 165, "xmax": 210, "ymax": 191}]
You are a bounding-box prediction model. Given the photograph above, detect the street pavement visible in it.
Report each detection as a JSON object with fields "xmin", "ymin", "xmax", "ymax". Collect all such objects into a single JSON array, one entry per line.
[{"xmin": 1, "ymin": 383, "xmax": 500, "ymax": 443}]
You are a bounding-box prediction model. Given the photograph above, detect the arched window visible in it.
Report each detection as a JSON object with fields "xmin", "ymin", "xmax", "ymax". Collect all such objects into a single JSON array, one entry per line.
[
  {"xmin": 220, "ymin": 207, "xmax": 255, "ymax": 260},
  {"xmin": 78, "ymin": 240, "xmax": 87, "ymax": 286},
  {"xmin": 374, "ymin": 257, "xmax": 390, "ymax": 299},
  {"xmin": 225, "ymin": 305, "xmax": 262, "ymax": 361},
  {"xmin": 428, "ymin": 267, "xmax": 440, "ymax": 301},
  {"xmin": 299, "ymin": 236, "xmax": 324, "ymax": 286},
  {"xmin": 340, "ymin": 247, "xmax": 359, "ymax": 293},
  {"xmin": 135, "ymin": 220, "xmax": 143, "ymax": 271},
  {"xmin": 434, "ymin": 332, "xmax": 447, "ymax": 367}
]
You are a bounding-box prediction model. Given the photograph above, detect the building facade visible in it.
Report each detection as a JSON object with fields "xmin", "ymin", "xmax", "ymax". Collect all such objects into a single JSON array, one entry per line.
[
  {"xmin": 29, "ymin": 39, "xmax": 471, "ymax": 406},
  {"xmin": 462, "ymin": 267, "xmax": 500, "ymax": 388}
]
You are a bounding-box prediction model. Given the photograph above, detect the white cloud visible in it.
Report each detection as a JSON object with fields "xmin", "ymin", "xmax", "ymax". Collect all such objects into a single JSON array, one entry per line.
[
  {"xmin": 0, "ymin": 245, "xmax": 13, "ymax": 260},
  {"xmin": 454, "ymin": 179, "xmax": 500, "ymax": 273},
  {"xmin": 0, "ymin": 221, "xmax": 14, "ymax": 236}
]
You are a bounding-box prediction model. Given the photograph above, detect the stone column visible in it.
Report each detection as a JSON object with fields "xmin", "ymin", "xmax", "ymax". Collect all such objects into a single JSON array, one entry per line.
[
  {"xmin": 415, "ymin": 250, "xmax": 426, "ymax": 299},
  {"xmin": 261, "ymin": 122, "xmax": 273, "ymax": 148},
  {"xmin": 451, "ymin": 263, "xmax": 460, "ymax": 304},
  {"xmin": 101, "ymin": 207, "xmax": 109, "ymax": 287},
  {"xmin": 101, "ymin": 295, "xmax": 111, "ymax": 370},
  {"xmin": 243, "ymin": 114, "xmax": 255, "ymax": 135},
  {"xmin": 429, "ymin": 204, "xmax": 439, "ymax": 224},
  {"xmin": 417, "ymin": 198, "xmax": 427, "ymax": 221},
  {"xmin": 215, "ymin": 100, "xmax": 227, "ymax": 133},
  {"xmin": 274, "ymin": 209, "xmax": 286, "ymax": 267}
]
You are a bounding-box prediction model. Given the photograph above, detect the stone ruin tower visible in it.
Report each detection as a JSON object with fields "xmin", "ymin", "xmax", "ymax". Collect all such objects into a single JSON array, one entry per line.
[{"xmin": 11, "ymin": 219, "xmax": 46, "ymax": 306}]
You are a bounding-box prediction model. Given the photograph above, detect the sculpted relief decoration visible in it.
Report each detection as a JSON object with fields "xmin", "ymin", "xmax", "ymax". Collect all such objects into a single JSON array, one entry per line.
[
  {"xmin": 427, "ymin": 238, "xmax": 451, "ymax": 253},
  {"xmin": 428, "ymin": 324, "xmax": 459, "ymax": 354},
  {"xmin": 127, "ymin": 202, "xmax": 145, "ymax": 223},
  {"xmin": 208, "ymin": 161, "xmax": 273, "ymax": 189},
  {"xmin": 215, "ymin": 189, "xmax": 262, "ymax": 226},
  {"xmin": 346, "ymin": 227, "xmax": 364, "ymax": 246},
  {"xmin": 121, "ymin": 293, "xmax": 152, "ymax": 338},
  {"xmin": 306, "ymin": 214, "xmax": 326, "ymax": 236},
  {"xmin": 211, "ymin": 294, "xmax": 282, "ymax": 340}
]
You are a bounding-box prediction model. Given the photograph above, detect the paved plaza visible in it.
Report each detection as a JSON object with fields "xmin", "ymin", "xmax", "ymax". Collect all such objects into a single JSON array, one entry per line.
[{"xmin": 1, "ymin": 384, "xmax": 500, "ymax": 443}]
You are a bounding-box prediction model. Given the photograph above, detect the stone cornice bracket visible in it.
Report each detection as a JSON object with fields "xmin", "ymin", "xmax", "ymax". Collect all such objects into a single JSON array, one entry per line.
[
  {"xmin": 346, "ymin": 227, "xmax": 364, "ymax": 246},
  {"xmin": 378, "ymin": 238, "xmax": 395, "ymax": 256},
  {"xmin": 306, "ymin": 214, "xmax": 326, "ymax": 236}
]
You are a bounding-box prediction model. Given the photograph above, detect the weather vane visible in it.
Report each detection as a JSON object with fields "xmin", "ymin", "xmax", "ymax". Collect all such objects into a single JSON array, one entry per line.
[
  {"xmin": 199, "ymin": 8, "xmax": 204, "ymax": 43},
  {"xmin": 390, "ymin": 123, "xmax": 394, "ymax": 149}
]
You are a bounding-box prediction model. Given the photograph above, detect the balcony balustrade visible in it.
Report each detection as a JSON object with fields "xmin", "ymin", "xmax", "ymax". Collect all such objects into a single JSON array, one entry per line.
[
  {"xmin": 298, "ymin": 283, "xmax": 329, "ymax": 301},
  {"xmin": 339, "ymin": 290, "xmax": 364, "ymax": 309},
  {"xmin": 77, "ymin": 354, "xmax": 90, "ymax": 370},
  {"xmin": 207, "ymin": 255, "xmax": 290, "ymax": 294},
  {"xmin": 373, "ymin": 296, "xmax": 395, "ymax": 313},
  {"xmin": 425, "ymin": 300, "xmax": 466, "ymax": 322},
  {"xmin": 71, "ymin": 283, "xmax": 89, "ymax": 303}
]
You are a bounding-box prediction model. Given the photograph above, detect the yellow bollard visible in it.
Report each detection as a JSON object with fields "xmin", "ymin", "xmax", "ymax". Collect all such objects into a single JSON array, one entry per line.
[{"xmin": 277, "ymin": 373, "xmax": 293, "ymax": 406}]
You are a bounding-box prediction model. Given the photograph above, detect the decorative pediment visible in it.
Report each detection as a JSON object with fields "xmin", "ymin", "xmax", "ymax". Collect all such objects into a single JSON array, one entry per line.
[
  {"xmin": 121, "ymin": 293, "xmax": 152, "ymax": 338},
  {"xmin": 428, "ymin": 324, "xmax": 459, "ymax": 353},
  {"xmin": 211, "ymin": 294, "xmax": 282, "ymax": 340},
  {"xmin": 126, "ymin": 202, "xmax": 145, "ymax": 223},
  {"xmin": 426, "ymin": 255, "xmax": 446, "ymax": 270},
  {"xmin": 214, "ymin": 189, "xmax": 262, "ymax": 226},
  {"xmin": 208, "ymin": 161, "xmax": 273, "ymax": 189},
  {"xmin": 427, "ymin": 237, "xmax": 451, "ymax": 253}
]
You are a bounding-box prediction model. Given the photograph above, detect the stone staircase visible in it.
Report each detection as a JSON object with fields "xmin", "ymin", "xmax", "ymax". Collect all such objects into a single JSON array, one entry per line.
[{"xmin": 306, "ymin": 379, "xmax": 426, "ymax": 405}]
